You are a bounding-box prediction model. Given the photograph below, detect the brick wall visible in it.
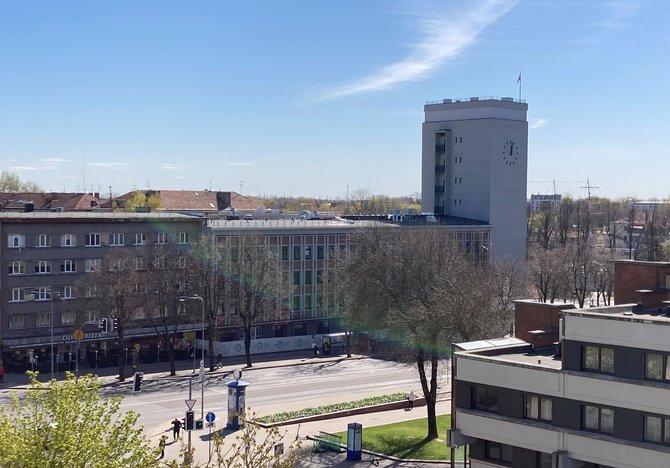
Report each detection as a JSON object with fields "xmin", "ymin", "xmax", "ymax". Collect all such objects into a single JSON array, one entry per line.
[
  {"xmin": 514, "ymin": 301, "xmax": 575, "ymax": 349},
  {"xmin": 614, "ymin": 261, "xmax": 670, "ymax": 308}
]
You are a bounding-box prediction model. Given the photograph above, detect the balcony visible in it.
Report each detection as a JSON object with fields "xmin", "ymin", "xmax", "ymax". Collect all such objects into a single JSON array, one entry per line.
[
  {"xmin": 435, "ymin": 185, "xmax": 445, "ymax": 194},
  {"xmin": 435, "ymin": 165, "xmax": 446, "ymax": 173},
  {"xmin": 435, "ymin": 144, "xmax": 446, "ymax": 153}
]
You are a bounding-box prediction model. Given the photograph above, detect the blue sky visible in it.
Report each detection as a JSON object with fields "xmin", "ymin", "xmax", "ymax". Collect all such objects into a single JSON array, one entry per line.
[{"xmin": 1, "ymin": 0, "xmax": 668, "ymax": 200}]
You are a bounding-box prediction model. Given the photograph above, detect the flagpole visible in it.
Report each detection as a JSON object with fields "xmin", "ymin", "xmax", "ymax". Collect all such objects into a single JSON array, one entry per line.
[{"xmin": 517, "ymin": 71, "xmax": 522, "ymax": 101}]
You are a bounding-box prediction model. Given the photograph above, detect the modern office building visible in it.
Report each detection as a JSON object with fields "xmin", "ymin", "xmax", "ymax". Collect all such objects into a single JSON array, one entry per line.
[
  {"xmin": 450, "ymin": 299, "xmax": 670, "ymax": 468},
  {"xmin": 421, "ymin": 97, "xmax": 528, "ymax": 261}
]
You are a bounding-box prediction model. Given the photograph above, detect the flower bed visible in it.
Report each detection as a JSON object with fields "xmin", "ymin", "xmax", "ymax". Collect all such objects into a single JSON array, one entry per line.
[{"xmin": 256, "ymin": 392, "xmax": 407, "ymax": 424}]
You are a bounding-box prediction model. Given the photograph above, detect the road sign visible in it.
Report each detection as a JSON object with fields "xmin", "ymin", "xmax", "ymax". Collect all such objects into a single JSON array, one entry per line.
[
  {"xmin": 205, "ymin": 412, "xmax": 216, "ymax": 423},
  {"xmin": 134, "ymin": 343, "xmax": 141, "ymax": 352},
  {"xmin": 73, "ymin": 329, "xmax": 84, "ymax": 341},
  {"xmin": 185, "ymin": 399, "xmax": 196, "ymax": 410}
]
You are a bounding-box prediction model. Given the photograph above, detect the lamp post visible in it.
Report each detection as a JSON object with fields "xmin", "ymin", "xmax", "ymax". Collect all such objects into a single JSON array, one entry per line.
[{"xmin": 179, "ymin": 294, "xmax": 206, "ymax": 424}]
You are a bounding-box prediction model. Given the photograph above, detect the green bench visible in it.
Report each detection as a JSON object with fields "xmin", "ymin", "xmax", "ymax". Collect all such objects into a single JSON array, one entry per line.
[{"xmin": 313, "ymin": 431, "xmax": 343, "ymax": 453}]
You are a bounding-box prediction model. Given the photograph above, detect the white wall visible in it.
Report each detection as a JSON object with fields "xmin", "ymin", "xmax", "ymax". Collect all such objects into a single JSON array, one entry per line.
[{"xmin": 564, "ymin": 314, "xmax": 670, "ymax": 352}]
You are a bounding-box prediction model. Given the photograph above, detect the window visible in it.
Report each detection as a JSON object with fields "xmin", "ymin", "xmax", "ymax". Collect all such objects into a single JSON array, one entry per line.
[
  {"xmin": 84, "ymin": 285, "xmax": 98, "ymax": 297},
  {"xmin": 61, "ymin": 260, "xmax": 76, "ymax": 273},
  {"xmin": 61, "ymin": 234, "xmax": 75, "ymax": 247},
  {"xmin": 136, "ymin": 257, "xmax": 148, "ymax": 270},
  {"xmin": 134, "ymin": 233, "xmax": 148, "ymax": 245},
  {"xmin": 485, "ymin": 441, "xmax": 513, "ymax": 463},
  {"xmin": 36, "ymin": 313, "xmax": 51, "ymax": 327},
  {"xmin": 582, "ymin": 405, "xmax": 614, "ymax": 433},
  {"xmin": 472, "ymin": 386, "xmax": 498, "ymax": 413},
  {"xmin": 8, "ymin": 234, "xmax": 25, "ymax": 248},
  {"xmin": 645, "ymin": 353, "xmax": 670, "ymax": 381},
  {"xmin": 156, "ymin": 232, "xmax": 168, "ymax": 244},
  {"xmin": 305, "ymin": 270, "xmax": 312, "ymax": 285},
  {"xmin": 293, "ymin": 271, "xmax": 301, "ymax": 286},
  {"xmin": 281, "ymin": 246, "xmax": 289, "ymax": 261},
  {"xmin": 273, "ymin": 324, "xmax": 287, "ymax": 337},
  {"xmin": 177, "ymin": 232, "xmax": 190, "ymax": 244},
  {"xmin": 316, "ymin": 270, "xmax": 324, "ymax": 284},
  {"xmin": 538, "ymin": 452, "xmax": 553, "ymax": 468},
  {"xmin": 61, "ymin": 311, "xmax": 76, "ymax": 324},
  {"xmin": 154, "ymin": 256, "xmax": 168, "ymax": 269},
  {"xmin": 35, "ymin": 260, "xmax": 51, "ymax": 274},
  {"xmin": 525, "ymin": 395, "xmax": 552, "ymax": 421},
  {"xmin": 644, "ymin": 415, "xmax": 670, "ymax": 445},
  {"xmin": 305, "ymin": 294, "xmax": 312, "ymax": 310},
  {"xmin": 37, "ymin": 234, "xmax": 50, "ymax": 247},
  {"xmin": 85, "ymin": 259, "xmax": 101, "ymax": 272},
  {"xmin": 8, "ymin": 315, "xmax": 26, "ymax": 329},
  {"xmin": 85, "ymin": 233, "xmax": 101, "ymax": 246},
  {"xmin": 305, "ymin": 246, "xmax": 313, "ymax": 260},
  {"xmin": 63, "ymin": 286, "xmax": 74, "ymax": 299},
  {"xmin": 36, "ymin": 287, "xmax": 50, "ymax": 301},
  {"xmin": 294, "ymin": 323, "xmax": 307, "ymax": 336},
  {"xmin": 11, "ymin": 288, "xmax": 25, "ymax": 302},
  {"xmin": 177, "ymin": 256, "xmax": 186, "ymax": 269},
  {"xmin": 109, "ymin": 233, "xmax": 125, "ymax": 246},
  {"xmin": 583, "ymin": 345, "xmax": 614, "ymax": 373},
  {"xmin": 317, "ymin": 245, "xmax": 324, "ymax": 260},
  {"xmin": 292, "ymin": 295, "xmax": 300, "ymax": 310},
  {"xmin": 293, "ymin": 246, "xmax": 301, "ymax": 261},
  {"xmin": 251, "ymin": 326, "xmax": 262, "ymax": 340},
  {"xmin": 8, "ymin": 261, "xmax": 25, "ymax": 275}
]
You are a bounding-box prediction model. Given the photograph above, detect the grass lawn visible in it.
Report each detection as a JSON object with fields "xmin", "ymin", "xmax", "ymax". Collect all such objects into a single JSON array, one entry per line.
[{"xmin": 335, "ymin": 414, "xmax": 465, "ymax": 461}]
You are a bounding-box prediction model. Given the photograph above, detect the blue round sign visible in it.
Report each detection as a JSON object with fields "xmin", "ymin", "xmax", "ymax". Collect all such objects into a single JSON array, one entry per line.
[{"xmin": 205, "ymin": 412, "xmax": 216, "ymax": 423}]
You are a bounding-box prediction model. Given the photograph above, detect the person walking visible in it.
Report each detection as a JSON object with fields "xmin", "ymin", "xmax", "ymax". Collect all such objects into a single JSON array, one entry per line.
[
  {"xmin": 407, "ymin": 390, "xmax": 416, "ymax": 410},
  {"xmin": 0, "ymin": 364, "xmax": 5, "ymax": 383},
  {"xmin": 312, "ymin": 340, "xmax": 318, "ymax": 358},
  {"xmin": 216, "ymin": 353, "xmax": 223, "ymax": 369},
  {"xmin": 171, "ymin": 417, "xmax": 182, "ymax": 441},
  {"xmin": 158, "ymin": 435, "xmax": 168, "ymax": 459}
]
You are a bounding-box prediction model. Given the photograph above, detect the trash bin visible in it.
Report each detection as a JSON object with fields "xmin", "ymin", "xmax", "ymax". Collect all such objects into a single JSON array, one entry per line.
[{"xmin": 346, "ymin": 423, "xmax": 362, "ymax": 461}]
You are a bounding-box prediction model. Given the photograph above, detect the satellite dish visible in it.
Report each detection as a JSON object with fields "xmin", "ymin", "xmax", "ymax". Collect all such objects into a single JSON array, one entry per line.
[{"xmin": 233, "ymin": 368, "xmax": 243, "ymax": 381}]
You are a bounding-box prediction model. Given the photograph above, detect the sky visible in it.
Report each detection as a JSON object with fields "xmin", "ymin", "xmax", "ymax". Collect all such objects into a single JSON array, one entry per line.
[{"xmin": 1, "ymin": 0, "xmax": 669, "ymax": 200}]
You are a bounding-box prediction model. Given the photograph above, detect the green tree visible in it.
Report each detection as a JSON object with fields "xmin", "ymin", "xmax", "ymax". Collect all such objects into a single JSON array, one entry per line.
[
  {"xmin": 0, "ymin": 170, "xmax": 42, "ymax": 192},
  {"xmin": 0, "ymin": 372, "xmax": 158, "ymax": 467},
  {"xmin": 125, "ymin": 191, "xmax": 162, "ymax": 211}
]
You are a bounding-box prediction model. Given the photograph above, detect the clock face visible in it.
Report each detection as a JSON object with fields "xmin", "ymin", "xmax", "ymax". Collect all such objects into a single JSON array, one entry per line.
[{"xmin": 502, "ymin": 140, "xmax": 520, "ymax": 166}]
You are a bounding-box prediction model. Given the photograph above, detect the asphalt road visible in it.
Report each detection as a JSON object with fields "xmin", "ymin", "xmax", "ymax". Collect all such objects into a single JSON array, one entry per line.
[{"xmin": 115, "ymin": 358, "xmax": 429, "ymax": 435}]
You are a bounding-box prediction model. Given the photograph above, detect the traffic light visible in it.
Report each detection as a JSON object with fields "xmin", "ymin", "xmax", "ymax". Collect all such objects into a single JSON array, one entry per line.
[
  {"xmin": 185, "ymin": 411, "xmax": 195, "ymax": 431},
  {"xmin": 133, "ymin": 372, "xmax": 144, "ymax": 392},
  {"xmin": 99, "ymin": 318, "xmax": 108, "ymax": 333},
  {"xmin": 112, "ymin": 318, "xmax": 119, "ymax": 331}
]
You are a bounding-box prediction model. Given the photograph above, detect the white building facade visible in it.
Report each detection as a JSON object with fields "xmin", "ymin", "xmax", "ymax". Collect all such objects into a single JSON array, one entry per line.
[{"xmin": 421, "ymin": 97, "xmax": 528, "ymax": 261}]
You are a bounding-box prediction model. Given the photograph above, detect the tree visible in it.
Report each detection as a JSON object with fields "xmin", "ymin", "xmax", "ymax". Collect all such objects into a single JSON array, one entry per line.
[
  {"xmin": 125, "ymin": 191, "xmax": 162, "ymax": 211},
  {"xmin": 0, "ymin": 170, "xmax": 42, "ymax": 192},
  {"xmin": 219, "ymin": 235, "xmax": 283, "ymax": 368},
  {"xmin": 345, "ymin": 226, "xmax": 509, "ymax": 439},
  {"xmin": 0, "ymin": 372, "xmax": 158, "ymax": 467},
  {"xmin": 144, "ymin": 242, "xmax": 196, "ymax": 376},
  {"xmin": 556, "ymin": 197, "xmax": 574, "ymax": 247},
  {"xmin": 601, "ymin": 198, "xmax": 623, "ymax": 252},
  {"xmin": 190, "ymin": 237, "xmax": 228, "ymax": 371},
  {"xmin": 76, "ymin": 248, "xmax": 148, "ymax": 381}
]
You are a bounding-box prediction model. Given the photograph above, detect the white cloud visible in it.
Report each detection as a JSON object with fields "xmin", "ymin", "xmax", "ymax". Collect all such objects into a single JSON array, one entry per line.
[
  {"xmin": 87, "ymin": 162, "xmax": 129, "ymax": 168},
  {"xmin": 162, "ymin": 163, "xmax": 182, "ymax": 171},
  {"xmin": 175, "ymin": 176, "xmax": 185, "ymax": 180},
  {"xmin": 40, "ymin": 157, "xmax": 69, "ymax": 163},
  {"xmin": 9, "ymin": 166, "xmax": 39, "ymax": 171},
  {"xmin": 317, "ymin": 0, "xmax": 518, "ymax": 101},
  {"xmin": 591, "ymin": 1, "xmax": 639, "ymax": 29},
  {"xmin": 530, "ymin": 118, "xmax": 549, "ymax": 129},
  {"xmin": 228, "ymin": 162, "xmax": 253, "ymax": 166}
]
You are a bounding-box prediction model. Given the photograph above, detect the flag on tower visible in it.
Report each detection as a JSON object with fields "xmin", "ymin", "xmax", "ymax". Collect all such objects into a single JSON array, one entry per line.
[{"xmin": 517, "ymin": 72, "xmax": 522, "ymax": 84}]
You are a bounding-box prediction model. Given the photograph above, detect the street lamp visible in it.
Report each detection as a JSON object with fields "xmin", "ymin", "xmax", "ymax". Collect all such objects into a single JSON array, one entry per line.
[
  {"xmin": 29, "ymin": 288, "xmax": 61, "ymax": 380},
  {"xmin": 179, "ymin": 294, "xmax": 206, "ymax": 425}
]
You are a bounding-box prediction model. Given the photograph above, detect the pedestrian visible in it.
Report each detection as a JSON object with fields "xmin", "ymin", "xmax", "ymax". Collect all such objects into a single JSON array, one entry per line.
[
  {"xmin": 407, "ymin": 390, "xmax": 416, "ymax": 410},
  {"xmin": 312, "ymin": 340, "xmax": 318, "ymax": 358},
  {"xmin": 0, "ymin": 364, "xmax": 5, "ymax": 383},
  {"xmin": 158, "ymin": 435, "xmax": 168, "ymax": 459},
  {"xmin": 216, "ymin": 353, "xmax": 223, "ymax": 369},
  {"xmin": 172, "ymin": 417, "xmax": 182, "ymax": 441}
]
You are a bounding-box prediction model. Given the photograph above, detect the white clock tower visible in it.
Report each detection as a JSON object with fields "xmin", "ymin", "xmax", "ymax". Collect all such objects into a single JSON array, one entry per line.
[{"xmin": 420, "ymin": 97, "xmax": 528, "ymax": 261}]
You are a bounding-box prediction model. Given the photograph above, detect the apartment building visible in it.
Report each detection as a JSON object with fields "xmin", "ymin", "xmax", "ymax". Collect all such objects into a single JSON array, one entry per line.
[
  {"xmin": 0, "ymin": 212, "xmax": 203, "ymax": 371},
  {"xmin": 451, "ymin": 299, "xmax": 670, "ymax": 468},
  {"xmin": 421, "ymin": 97, "xmax": 528, "ymax": 261}
]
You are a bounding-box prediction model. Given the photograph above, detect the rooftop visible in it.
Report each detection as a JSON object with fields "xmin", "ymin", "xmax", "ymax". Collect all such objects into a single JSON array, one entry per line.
[
  {"xmin": 0, "ymin": 211, "xmax": 203, "ymax": 222},
  {"xmin": 425, "ymin": 96, "xmax": 527, "ymax": 106},
  {"xmin": 562, "ymin": 304, "xmax": 670, "ymax": 325}
]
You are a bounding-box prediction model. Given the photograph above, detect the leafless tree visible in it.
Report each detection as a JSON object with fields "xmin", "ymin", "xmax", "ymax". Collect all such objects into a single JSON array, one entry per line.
[
  {"xmin": 345, "ymin": 226, "xmax": 509, "ymax": 439},
  {"xmin": 591, "ymin": 249, "xmax": 615, "ymax": 306},
  {"xmin": 601, "ymin": 198, "xmax": 623, "ymax": 252},
  {"xmin": 565, "ymin": 242, "xmax": 594, "ymax": 308},
  {"xmin": 75, "ymin": 248, "xmax": 147, "ymax": 381},
  {"xmin": 218, "ymin": 235, "xmax": 284, "ymax": 368},
  {"xmin": 535, "ymin": 205, "xmax": 555, "ymax": 250},
  {"xmin": 557, "ymin": 197, "xmax": 575, "ymax": 247}
]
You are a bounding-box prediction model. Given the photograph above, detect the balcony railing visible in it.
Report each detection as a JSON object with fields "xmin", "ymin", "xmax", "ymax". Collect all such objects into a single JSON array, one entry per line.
[
  {"xmin": 435, "ymin": 144, "xmax": 445, "ymax": 153},
  {"xmin": 435, "ymin": 165, "xmax": 445, "ymax": 173}
]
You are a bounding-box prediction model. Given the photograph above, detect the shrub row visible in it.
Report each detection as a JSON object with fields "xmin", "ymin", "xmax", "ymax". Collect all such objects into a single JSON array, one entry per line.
[{"xmin": 256, "ymin": 392, "xmax": 407, "ymax": 424}]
